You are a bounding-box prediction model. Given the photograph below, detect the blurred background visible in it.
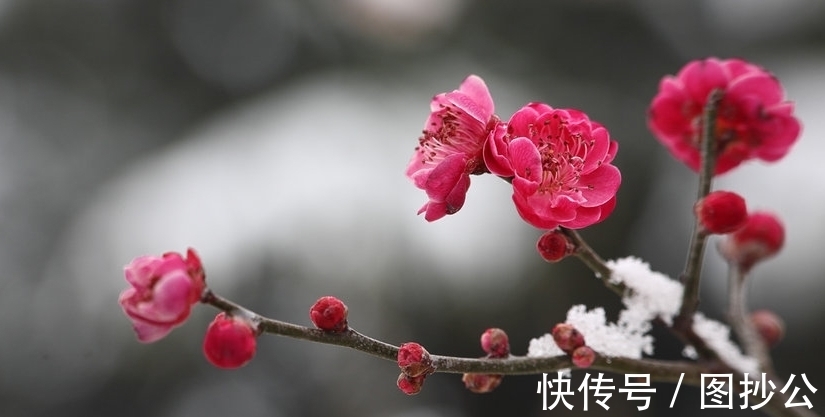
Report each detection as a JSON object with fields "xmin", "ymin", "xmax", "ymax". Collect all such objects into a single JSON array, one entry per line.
[{"xmin": 0, "ymin": 0, "xmax": 822, "ymax": 416}]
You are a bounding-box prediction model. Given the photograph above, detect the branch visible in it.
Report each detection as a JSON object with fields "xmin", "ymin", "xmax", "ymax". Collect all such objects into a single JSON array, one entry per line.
[
  {"xmin": 201, "ymin": 288, "xmax": 818, "ymax": 417},
  {"xmin": 677, "ymin": 88, "xmax": 724, "ymax": 325},
  {"xmin": 203, "ymin": 288, "xmax": 693, "ymax": 376},
  {"xmin": 561, "ymin": 227, "xmax": 624, "ymax": 296},
  {"xmin": 727, "ymin": 264, "xmax": 774, "ymax": 373},
  {"xmin": 678, "ymin": 89, "xmax": 722, "ymax": 323}
]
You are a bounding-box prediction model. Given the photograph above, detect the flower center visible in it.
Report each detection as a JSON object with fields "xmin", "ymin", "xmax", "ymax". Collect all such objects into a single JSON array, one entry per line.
[
  {"xmin": 529, "ymin": 118, "xmax": 591, "ymax": 195},
  {"xmin": 415, "ymin": 105, "xmax": 491, "ymax": 169}
]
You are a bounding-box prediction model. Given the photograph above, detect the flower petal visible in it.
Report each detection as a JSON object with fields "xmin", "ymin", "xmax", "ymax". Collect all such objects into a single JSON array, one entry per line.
[
  {"xmin": 508, "ymin": 137, "xmax": 542, "ymax": 183},
  {"xmin": 728, "ymin": 73, "xmax": 783, "ymax": 106},
  {"xmin": 681, "ymin": 58, "xmax": 728, "ymax": 104},
  {"xmin": 484, "ymin": 123, "xmax": 514, "ymax": 176},
  {"xmin": 449, "ymin": 75, "xmax": 494, "ymax": 123},
  {"xmin": 578, "ymin": 164, "xmax": 622, "ymax": 207},
  {"xmin": 132, "ymin": 321, "xmax": 175, "ymax": 344},
  {"xmin": 424, "ymin": 153, "xmax": 468, "ymax": 201}
]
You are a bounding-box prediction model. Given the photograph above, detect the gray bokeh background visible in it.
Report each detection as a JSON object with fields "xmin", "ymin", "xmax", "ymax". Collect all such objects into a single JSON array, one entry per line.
[{"xmin": 0, "ymin": 0, "xmax": 822, "ymax": 416}]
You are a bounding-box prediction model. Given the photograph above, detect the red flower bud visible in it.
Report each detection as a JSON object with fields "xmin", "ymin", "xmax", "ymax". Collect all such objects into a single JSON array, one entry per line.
[
  {"xmin": 552, "ymin": 323, "xmax": 585, "ymax": 353},
  {"xmin": 397, "ymin": 342, "xmax": 434, "ymax": 377},
  {"xmin": 536, "ymin": 229, "xmax": 575, "ymax": 262},
  {"xmin": 571, "ymin": 346, "xmax": 596, "ymax": 368},
  {"xmin": 751, "ymin": 309, "xmax": 785, "ymax": 348},
  {"xmin": 480, "ymin": 328, "xmax": 510, "ymax": 358},
  {"xmin": 695, "ymin": 190, "xmax": 748, "ymax": 234},
  {"xmin": 203, "ymin": 312, "xmax": 257, "ymax": 369},
  {"xmin": 720, "ymin": 211, "xmax": 785, "ymax": 271},
  {"xmin": 309, "ymin": 296, "xmax": 349, "ymax": 332},
  {"xmin": 462, "ymin": 373, "xmax": 503, "ymax": 394},
  {"xmin": 397, "ymin": 373, "xmax": 426, "ymax": 395}
]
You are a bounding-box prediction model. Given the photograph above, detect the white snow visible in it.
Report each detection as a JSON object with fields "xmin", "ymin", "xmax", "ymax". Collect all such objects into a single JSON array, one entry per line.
[
  {"xmin": 529, "ymin": 257, "xmax": 757, "ymax": 373},
  {"xmin": 528, "ymin": 304, "xmax": 654, "ymax": 359},
  {"xmin": 607, "ymin": 256, "xmax": 684, "ymax": 325},
  {"xmin": 692, "ymin": 313, "xmax": 759, "ymax": 374}
]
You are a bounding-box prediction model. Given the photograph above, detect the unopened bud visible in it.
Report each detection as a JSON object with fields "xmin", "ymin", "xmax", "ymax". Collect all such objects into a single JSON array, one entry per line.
[
  {"xmin": 571, "ymin": 346, "xmax": 595, "ymax": 368},
  {"xmin": 397, "ymin": 373, "xmax": 426, "ymax": 395},
  {"xmin": 480, "ymin": 328, "xmax": 510, "ymax": 358},
  {"xmin": 751, "ymin": 309, "xmax": 785, "ymax": 348},
  {"xmin": 462, "ymin": 373, "xmax": 503, "ymax": 394},
  {"xmin": 719, "ymin": 211, "xmax": 784, "ymax": 271},
  {"xmin": 536, "ymin": 229, "xmax": 575, "ymax": 262},
  {"xmin": 695, "ymin": 190, "xmax": 748, "ymax": 234},
  {"xmin": 309, "ymin": 296, "xmax": 349, "ymax": 332},
  {"xmin": 398, "ymin": 342, "xmax": 434, "ymax": 377},
  {"xmin": 552, "ymin": 323, "xmax": 585, "ymax": 353},
  {"xmin": 202, "ymin": 312, "xmax": 257, "ymax": 369}
]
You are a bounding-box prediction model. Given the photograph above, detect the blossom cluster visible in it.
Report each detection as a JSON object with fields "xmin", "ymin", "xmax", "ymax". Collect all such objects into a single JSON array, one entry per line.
[
  {"xmin": 116, "ymin": 56, "xmax": 805, "ymax": 411},
  {"xmin": 406, "ymin": 75, "xmax": 621, "ymax": 230}
]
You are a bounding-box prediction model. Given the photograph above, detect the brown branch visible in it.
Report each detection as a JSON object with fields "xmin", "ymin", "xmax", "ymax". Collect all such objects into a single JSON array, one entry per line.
[
  {"xmin": 677, "ymin": 88, "xmax": 724, "ymax": 328},
  {"xmin": 199, "ymin": 288, "xmax": 817, "ymax": 417}
]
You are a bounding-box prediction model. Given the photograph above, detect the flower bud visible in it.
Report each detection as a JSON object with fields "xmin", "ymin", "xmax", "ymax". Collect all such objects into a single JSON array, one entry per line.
[
  {"xmin": 397, "ymin": 342, "xmax": 434, "ymax": 377},
  {"xmin": 552, "ymin": 323, "xmax": 585, "ymax": 353},
  {"xmin": 695, "ymin": 190, "xmax": 748, "ymax": 234},
  {"xmin": 480, "ymin": 328, "xmax": 510, "ymax": 358},
  {"xmin": 751, "ymin": 309, "xmax": 785, "ymax": 348},
  {"xmin": 119, "ymin": 249, "xmax": 206, "ymax": 343},
  {"xmin": 536, "ymin": 229, "xmax": 575, "ymax": 262},
  {"xmin": 571, "ymin": 346, "xmax": 595, "ymax": 368},
  {"xmin": 397, "ymin": 373, "xmax": 426, "ymax": 395},
  {"xmin": 203, "ymin": 312, "xmax": 257, "ymax": 369},
  {"xmin": 309, "ymin": 296, "xmax": 349, "ymax": 332},
  {"xmin": 462, "ymin": 373, "xmax": 503, "ymax": 394},
  {"xmin": 719, "ymin": 211, "xmax": 785, "ymax": 271}
]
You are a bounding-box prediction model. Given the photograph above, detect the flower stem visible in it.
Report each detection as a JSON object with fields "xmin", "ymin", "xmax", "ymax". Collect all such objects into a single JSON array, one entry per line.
[
  {"xmin": 726, "ymin": 264, "xmax": 774, "ymax": 375},
  {"xmin": 560, "ymin": 228, "xmax": 625, "ymax": 296},
  {"xmin": 677, "ymin": 88, "xmax": 724, "ymax": 327}
]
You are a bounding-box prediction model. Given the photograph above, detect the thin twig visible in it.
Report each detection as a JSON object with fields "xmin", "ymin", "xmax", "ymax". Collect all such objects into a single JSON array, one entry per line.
[
  {"xmin": 726, "ymin": 264, "xmax": 776, "ymax": 375},
  {"xmin": 677, "ymin": 88, "xmax": 724, "ymax": 327},
  {"xmin": 560, "ymin": 228, "xmax": 624, "ymax": 296}
]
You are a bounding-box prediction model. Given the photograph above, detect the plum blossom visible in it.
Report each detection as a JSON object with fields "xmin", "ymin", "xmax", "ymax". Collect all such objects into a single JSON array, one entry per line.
[
  {"xmin": 485, "ymin": 103, "xmax": 621, "ymax": 229},
  {"xmin": 406, "ymin": 75, "xmax": 497, "ymax": 221},
  {"xmin": 648, "ymin": 57, "xmax": 801, "ymax": 175},
  {"xmin": 119, "ymin": 249, "xmax": 205, "ymax": 343}
]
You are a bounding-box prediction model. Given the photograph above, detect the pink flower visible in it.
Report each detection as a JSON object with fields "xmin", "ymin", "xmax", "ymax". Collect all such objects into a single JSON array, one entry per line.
[
  {"xmin": 119, "ymin": 249, "xmax": 205, "ymax": 343},
  {"xmin": 407, "ymin": 75, "xmax": 497, "ymax": 221},
  {"xmin": 484, "ymin": 103, "xmax": 621, "ymax": 229},
  {"xmin": 648, "ymin": 58, "xmax": 801, "ymax": 175}
]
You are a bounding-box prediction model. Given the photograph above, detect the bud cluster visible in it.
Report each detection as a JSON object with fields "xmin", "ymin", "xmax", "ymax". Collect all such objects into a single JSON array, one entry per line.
[
  {"xmin": 693, "ymin": 191, "xmax": 786, "ymax": 271},
  {"xmin": 552, "ymin": 323, "xmax": 595, "ymax": 368},
  {"xmin": 462, "ymin": 328, "xmax": 510, "ymax": 394},
  {"xmin": 396, "ymin": 342, "xmax": 435, "ymax": 395}
]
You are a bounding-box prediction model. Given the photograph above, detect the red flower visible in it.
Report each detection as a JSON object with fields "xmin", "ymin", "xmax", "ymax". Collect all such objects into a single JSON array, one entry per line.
[
  {"xmin": 119, "ymin": 249, "xmax": 205, "ymax": 343},
  {"xmin": 407, "ymin": 75, "xmax": 497, "ymax": 221},
  {"xmin": 485, "ymin": 103, "xmax": 621, "ymax": 229},
  {"xmin": 648, "ymin": 58, "xmax": 801, "ymax": 175}
]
